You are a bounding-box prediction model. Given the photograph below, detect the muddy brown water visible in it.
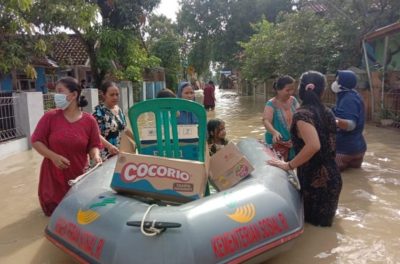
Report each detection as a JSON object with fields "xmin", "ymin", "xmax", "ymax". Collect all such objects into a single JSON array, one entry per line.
[{"xmin": 0, "ymin": 88, "xmax": 399, "ymax": 264}]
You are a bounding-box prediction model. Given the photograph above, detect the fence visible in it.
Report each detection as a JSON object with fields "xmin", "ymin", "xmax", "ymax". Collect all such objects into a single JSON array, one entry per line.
[
  {"xmin": 0, "ymin": 94, "xmax": 24, "ymax": 142},
  {"xmin": 43, "ymin": 93, "xmax": 55, "ymax": 111},
  {"xmin": 383, "ymin": 88, "xmax": 400, "ymax": 121}
]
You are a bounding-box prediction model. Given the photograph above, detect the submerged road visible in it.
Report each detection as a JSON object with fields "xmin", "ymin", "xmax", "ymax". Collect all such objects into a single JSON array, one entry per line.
[{"xmin": 0, "ymin": 88, "xmax": 399, "ymax": 263}]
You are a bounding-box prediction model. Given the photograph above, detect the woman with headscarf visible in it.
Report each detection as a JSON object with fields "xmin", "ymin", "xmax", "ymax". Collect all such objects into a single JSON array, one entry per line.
[
  {"xmin": 331, "ymin": 70, "xmax": 366, "ymax": 171},
  {"xmin": 177, "ymin": 81, "xmax": 198, "ymax": 124}
]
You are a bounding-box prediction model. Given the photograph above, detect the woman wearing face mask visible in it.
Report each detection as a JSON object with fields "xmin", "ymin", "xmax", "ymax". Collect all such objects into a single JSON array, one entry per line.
[
  {"xmin": 177, "ymin": 81, "xmax": 199, "ymax": 124},
  {"xmin": 31, "ymin": 77, "xmax": 102, "ymax": 216},
  {"xmin": 331, "ymin": 70, "xmax": 366, "ymax": 171}
]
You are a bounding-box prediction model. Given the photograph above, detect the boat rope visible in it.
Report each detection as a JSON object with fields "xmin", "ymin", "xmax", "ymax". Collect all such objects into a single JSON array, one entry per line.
[
  {"xmin": 68, "ymin": 160, "xmax": 103, "ymax": 186},
  {"xmin": 68, "ymin": 154, "xmax": 112, "ymax": 186},
  {"xmin": 140, "ymin": 204, "xmax": 162, "ymax": 237},
  {"xmin": 287, "ymin": 170, "xmax": 301, "ymax": 190}
]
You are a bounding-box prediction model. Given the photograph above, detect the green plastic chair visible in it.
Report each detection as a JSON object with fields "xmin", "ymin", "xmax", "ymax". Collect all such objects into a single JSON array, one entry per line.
[{"xmin": 128, "ymin": 98, "xmax": 207, "ymax": 162}]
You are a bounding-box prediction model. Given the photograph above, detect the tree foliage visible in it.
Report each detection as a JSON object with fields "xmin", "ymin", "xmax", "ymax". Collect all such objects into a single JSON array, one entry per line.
[
  {"xmin": 145, "ymin": 15, "xmax": 182, "ymax": 90},
  {"xmin": 241, "ymin": 11, "xmax": 344, "ymax": 80},
  {"xmin": 240, "ymin": 20, "xmax": 278, "ymax": 81},
  {"xmin": 1, "ymin": 0, "xmax": 161, "ymax": 87},
  {"xmin": 240, "ymin": 0, "xmax": 400, "ymax": 80},
  {"xmin": 297, "ymin": 0, "xmax": 400, "ymax": 68},
  {"xmin": 176, "ymin": 0, "xmax": 294, "ymax": 77},
  {"xmin": 0, "ymin": 0, "xmax": 46, "ymax": 78}
]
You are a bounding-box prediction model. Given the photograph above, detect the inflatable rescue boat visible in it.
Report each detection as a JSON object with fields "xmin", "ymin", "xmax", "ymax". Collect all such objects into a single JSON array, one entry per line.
[{"xmin": 45, "ymin": 138, "xmax": 304, "ymax": 263}]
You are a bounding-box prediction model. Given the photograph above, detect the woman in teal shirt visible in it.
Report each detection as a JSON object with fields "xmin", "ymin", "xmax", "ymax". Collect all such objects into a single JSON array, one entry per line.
[{"xmin": 262, "ymin": 75, "xmax": 299, "ymax": 161}]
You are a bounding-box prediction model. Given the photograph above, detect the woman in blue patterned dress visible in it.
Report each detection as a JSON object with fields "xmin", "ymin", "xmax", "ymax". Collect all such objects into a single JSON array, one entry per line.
[{"xmin": 93, "ymin": 81, "xmax": 131, "ymax": 159}]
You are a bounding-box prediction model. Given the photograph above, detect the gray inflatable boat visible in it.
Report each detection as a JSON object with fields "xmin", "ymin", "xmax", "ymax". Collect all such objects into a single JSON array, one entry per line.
[{"xmin": 45, "ymin": 138, "xmax": 304, "ymax": 264}]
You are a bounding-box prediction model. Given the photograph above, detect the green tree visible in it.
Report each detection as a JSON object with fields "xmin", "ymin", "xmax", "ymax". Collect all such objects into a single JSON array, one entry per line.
[
  {"xmin": 145, "ymin": 15, "xmax": 182, "ymax": 90},
  {"xmin": 240, "ymin": 20, "xmax": 278, "ymax": 81},
  {"xmin": 0, "ymin": 0, "xmax": 47, "ymax": 88},
  {"xmin": 177, "ymin": 0, "xmax": 294, "ymax": 75},
  {"xmin": 240, "ymin": 11, "xmax": 342, "ymax": 80},
  {"xmin": 274, "ymin": 11, "xmax": 342, "ymax": 76},
  {"xmin": 296, "ymin": 0, "xmax": 400, "ymax": 68},
  {"xmin": 6, "ymin": 0, "xmax": 161, "ymax": 87},
  {"xmin": 213, "ymin": 0, "xmax": 293, "ymax": 69}
]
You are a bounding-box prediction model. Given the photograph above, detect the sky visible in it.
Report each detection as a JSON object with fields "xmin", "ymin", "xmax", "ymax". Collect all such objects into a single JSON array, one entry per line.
[{"xmin": 153, "ymin": 0, "xmax": 180, "ymax": 21}]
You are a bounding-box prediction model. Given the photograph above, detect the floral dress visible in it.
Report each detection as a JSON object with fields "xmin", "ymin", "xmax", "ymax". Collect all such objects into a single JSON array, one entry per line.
[
  {"xmin": 291, "ymin": 106, "xmax": 342, "ymax": 226},
  {"xmin": 93, "ymin": 104, "xmax": 127, "ymax": 159}
]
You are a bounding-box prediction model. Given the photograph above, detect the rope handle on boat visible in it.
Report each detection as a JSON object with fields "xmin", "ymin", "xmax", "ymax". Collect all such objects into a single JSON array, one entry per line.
[
  {"xmin": 287, "ymin": 170, "xmax": 301, "ymax": 191},
  {"xmin": 68, "ymin": 154, "xmax": 111, "ymax": 186},
  {"xmin": 126, "ymin": 204, "xmax": 182, "ymax": 236},
  {"xmin": 140, "ymin": 204, "xmax": 162, "ymax": 237},
  {"xmin": 68, "ymin": 162, "xmax": 102, "ymax": 186}
]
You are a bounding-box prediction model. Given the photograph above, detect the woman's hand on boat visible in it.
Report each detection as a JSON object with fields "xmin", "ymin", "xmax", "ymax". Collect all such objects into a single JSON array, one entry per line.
[
  {"xmin": 93, "ymin": 154, "xmax": 103, "ymax": 165},
  {"xmin": 267, "ymin": 158, "xmax": 290, "ymax": 171},
  {"xmin": 107, "ymin": 144, "xmax": 119, "ymax": 155}
]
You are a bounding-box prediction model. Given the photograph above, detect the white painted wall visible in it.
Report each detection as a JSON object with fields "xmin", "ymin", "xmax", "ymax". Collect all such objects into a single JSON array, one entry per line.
[
  {"xmin": 1, "ymin": 92, "xmax": 43, "ymax": 160},
  {"xmin": 81, "ymin": 88, "xmax": 98, "ymax": 114}
]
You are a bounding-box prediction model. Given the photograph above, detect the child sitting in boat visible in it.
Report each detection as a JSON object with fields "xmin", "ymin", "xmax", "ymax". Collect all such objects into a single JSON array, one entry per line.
[{"xmin": 207, "ymin": 118, "xmax": 229, "ymax": 156}]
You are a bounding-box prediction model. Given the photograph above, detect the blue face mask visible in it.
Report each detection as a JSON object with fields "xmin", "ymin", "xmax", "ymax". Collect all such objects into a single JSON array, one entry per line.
[{"xmin": 54, "ymin": 93, "xmax": 71, "ymax": 110}]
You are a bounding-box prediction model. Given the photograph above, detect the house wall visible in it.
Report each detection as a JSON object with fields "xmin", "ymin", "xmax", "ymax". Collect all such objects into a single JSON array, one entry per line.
[
  {"xmin": 35, "ymin": 67, "xmax": 47, "ymax": 93},
  {"xmin": 0, "ymin": 67, "xmax": 48, "ymax": 92},
  {"xmin": 0, "ymin": 75, "xmax": 12, "ymax": 91},
  {"xmin": 0, "ymin": 92, "xmax": 43, "ymax": 160},
  {"xmin": 143, "ymin": 81, "xmax": 166, "ymax": 100},
  {"xmin": 374, "ymin": 34, "xmax": 400, "ymax": 70}
]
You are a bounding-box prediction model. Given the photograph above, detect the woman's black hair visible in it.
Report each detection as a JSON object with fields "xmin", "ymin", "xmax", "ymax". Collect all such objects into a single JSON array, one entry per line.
[
  {"xmin": 156, "ymin": 88, "xmax": 176, "ymax": 98},
  {"xmin": 207, "ymin": 118, "xmax": 224, "ymax": 144},
  {"xmin": 100, "ymin": 81, "xmax": 118, "ymax": 96},
  {"xmin": 273, "ymin": 75, "xmax": 295, "ymax": 91},
  {"xmin": 56, "ymin": 77, "xmax": 88, "ymax": 107},
  {"xmin": 298, "ymin": 71, "xmax": 327, "ymax": 126},
  {"xmin": 298, "ymin": 71, "xmax": 325, "ymax": 107}
]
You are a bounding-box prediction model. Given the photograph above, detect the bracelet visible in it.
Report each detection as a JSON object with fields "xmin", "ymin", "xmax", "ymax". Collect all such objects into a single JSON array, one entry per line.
[{"xmin": 288, "ymin": 161, "xmax": 294, "ymax": 170}]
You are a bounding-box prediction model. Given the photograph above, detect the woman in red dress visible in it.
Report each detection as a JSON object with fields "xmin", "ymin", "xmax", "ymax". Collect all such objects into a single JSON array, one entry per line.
[
  {"xmin": 203, "ymin": 80, "xmax": 216, "ymax": 111},
  {"xmin": 32, "ymin": 77, "xmax": 102, "ymax": 216}
]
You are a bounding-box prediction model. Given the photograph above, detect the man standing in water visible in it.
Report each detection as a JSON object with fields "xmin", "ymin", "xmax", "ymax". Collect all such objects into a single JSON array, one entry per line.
[{"xmin": 203, "ymin": 80, "xmax": 216, "ymax": 111}]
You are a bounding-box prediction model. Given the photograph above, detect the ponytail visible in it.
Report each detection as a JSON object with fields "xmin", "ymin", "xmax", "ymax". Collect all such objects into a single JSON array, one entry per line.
[{"xmin": 298, "ymin": 71, "xmax": 327, "ymax": 126}]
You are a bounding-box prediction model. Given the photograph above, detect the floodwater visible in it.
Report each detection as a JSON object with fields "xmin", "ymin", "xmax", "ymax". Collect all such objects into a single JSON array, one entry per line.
[{"xmin": 0, "ymin": 88, "xmax": 399, "ymax": 264}]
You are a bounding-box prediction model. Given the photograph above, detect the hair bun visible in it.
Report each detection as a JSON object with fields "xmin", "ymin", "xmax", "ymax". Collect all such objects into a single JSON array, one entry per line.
[{"xmin": 78, "ymin": 95, "xmax": 88, "ymax": 107}]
